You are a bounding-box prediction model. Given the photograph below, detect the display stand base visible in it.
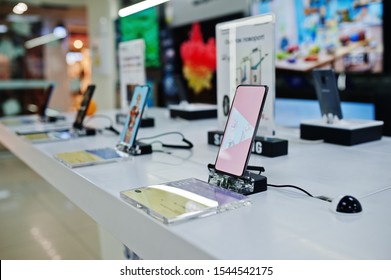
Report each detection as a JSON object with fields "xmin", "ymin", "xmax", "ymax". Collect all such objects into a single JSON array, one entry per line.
[
  {"xmin": 208, "ymin": 130, "xmax": 288, "ymax": 157},
  {"xmin": 300, "ymin": 119, "xmax": 383, "ymax": 146},
  {"xmin": 74, "ymin": 127, "xmax": 97, "ymax": 136},
  {"xmin": 140, "ymin": 117, "xmax": 155, "ymax": 128},
  {"xmin": 128, "ymin": 141, "xmax": 152, "ymax": 156},
  {"xmin": 169, "ymin": 103, "xmax": 217, "ymax": 120},
  {"xmin": 208, "ymin": 164, "xmax": 267, "ymax": 195},
  {"xmin": 41, "ymin": 115, "xmax": 66, "ymax": 123}
]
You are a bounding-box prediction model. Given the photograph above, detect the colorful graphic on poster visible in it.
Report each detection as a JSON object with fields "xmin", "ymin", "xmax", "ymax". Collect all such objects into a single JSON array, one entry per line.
[{"xmin": 180, "ymin": 23, "xmax": 216, "ymax": 94}]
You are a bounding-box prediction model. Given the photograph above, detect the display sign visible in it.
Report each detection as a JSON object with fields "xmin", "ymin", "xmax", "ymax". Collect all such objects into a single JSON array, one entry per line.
[
  {"xmin": 118, "ymin": 39, "xmax": 146, "ymax": 109},
  {"xmin": 216, "ymin": 14, "xmax": 276, "ymax": 136}
]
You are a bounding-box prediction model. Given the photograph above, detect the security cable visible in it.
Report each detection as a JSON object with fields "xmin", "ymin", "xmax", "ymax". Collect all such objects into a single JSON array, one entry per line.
[
  {"xmin": 267, "ymin": 183, "xmax": 333, "ymax": 202},
  {"xmin": 267, "ymin": 183, "xmax": 314, "ymax": 197},
  {"xmin": 137, "ymin": 131, "xmax": 193, "ymax": 149}
]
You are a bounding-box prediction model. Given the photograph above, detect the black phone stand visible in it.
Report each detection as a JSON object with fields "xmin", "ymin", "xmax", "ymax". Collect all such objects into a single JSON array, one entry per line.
[
  {"xmin": 207, "ymin": 164, "xmax": 267, "ymax": 195},
  {"xmin": 117, "ymin": 141, "xmax": 152, "ymax": 156},
  {"xmin": 129, "ymin": 141, "xmax": 152, "ymax": 156},
  {"xmin": 40, "ymin": 115, "xmax": 66, "ymax": 123},
  {"xmin": 74, "ymin": 126, "xmax": 97, "ymax": 136}
]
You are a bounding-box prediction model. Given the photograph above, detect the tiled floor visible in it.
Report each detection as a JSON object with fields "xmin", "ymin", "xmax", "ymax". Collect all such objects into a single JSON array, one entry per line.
[{"xmin": 0, "ymin": 148, "xmax": 101, "ymax": 260}]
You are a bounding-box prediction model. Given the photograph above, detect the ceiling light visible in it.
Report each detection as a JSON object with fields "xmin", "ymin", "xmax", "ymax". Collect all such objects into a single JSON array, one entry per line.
[
  {"xmin": 25, "ymin": 32, "xmax": 67, "ymax": 49},
  {"xmin": 13, "ymin": 2, "xmax": 28, "ymax": 15},
  {"xmin": 13, "ymin": 7, "xmax": 24, "ymax": 15},
  {"xmin": 53, "ymin": 25, "xmax": 67, "ymax": 38},
  {"xmin": 119, "ymin": 0, "xmax": 170, "ymax": 17},
  {"xmin": 73, "ymin": 39, "xmax": 83, "ymax": 49}
]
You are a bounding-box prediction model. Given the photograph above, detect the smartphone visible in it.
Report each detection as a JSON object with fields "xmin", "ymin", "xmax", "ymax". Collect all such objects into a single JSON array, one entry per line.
[
  {"xmin": 312, "ymin": 69, "xmax": 343, "ymax": 120},
  {"xmin": 39, "ymin": 83, "xmax": 55, "ymax": 118},
  {"xmin": 214, "ymin": 85, "xmax": 268, "ymax": 177},
  {"xmin": 73, "ymin": 84, "xmax": 96, "ymax": 129},
  {"xmin": 119, "ymin": 85, "xmax": 150, "ymax": 147}
]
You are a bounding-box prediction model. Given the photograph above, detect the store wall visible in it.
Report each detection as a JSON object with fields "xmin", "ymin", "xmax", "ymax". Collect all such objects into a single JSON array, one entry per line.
[
  {"xmin": 44, "ymin": 41, "xmax": 71, "ymax": 112},
  {"xmin": 86, "ymin": 0, "xmax": 119, "ymax": 110}
]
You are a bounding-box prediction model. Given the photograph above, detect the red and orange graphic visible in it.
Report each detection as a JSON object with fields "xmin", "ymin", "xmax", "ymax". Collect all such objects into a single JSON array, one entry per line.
[{"xmin": 180, "ymin": 23, "xmax": 216, "ymax": 94}]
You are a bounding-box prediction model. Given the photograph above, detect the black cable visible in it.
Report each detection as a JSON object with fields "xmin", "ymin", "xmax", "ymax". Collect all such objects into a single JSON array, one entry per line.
[
  {"xmin": 267, "ymin": 183, "xmax": 314, "ymax": 197},
  {"xmin": 147, "ymin": 140, "xmax": 165, "ymax": 146},
  {"xmin": 137, "ymin": 131, "xmax": 185, "ymax": 141},
  {"xmin": 137, "ymin": 131, "xmax": 193, "ymax": 149}
]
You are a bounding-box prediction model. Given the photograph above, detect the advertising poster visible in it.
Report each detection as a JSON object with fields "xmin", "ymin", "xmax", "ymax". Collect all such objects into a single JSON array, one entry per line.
[
  {"xmin": 118, "ymin": 39, "xmax": 146, "ymax": 109},
  {"xmin": 216, "ymin": 14, "xmax": 275, "ymax": 136}
]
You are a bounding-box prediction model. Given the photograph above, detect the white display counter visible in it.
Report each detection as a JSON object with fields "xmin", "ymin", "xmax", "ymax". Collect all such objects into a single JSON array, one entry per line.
[{"xmin": 1, "ymin": 108, "xmax": 390, "ymax": 259}]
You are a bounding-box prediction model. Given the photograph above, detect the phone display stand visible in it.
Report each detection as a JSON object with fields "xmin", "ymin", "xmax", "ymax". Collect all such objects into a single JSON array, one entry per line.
[
  {"xmin": 324, "ymin": 113, "xmax": 341, "ymax": 125},
  {"xmin": 74, "ymin": 126, "xmax": 98, "ymax": 137},
  {"xmin": 301, "ymin": 115, "xmax": 383, "ymax": 146},
  {"xmin": 140, "ymin": 117, "xmax": 155, "ymax": 128},
  {"xmin": 302, "ymin": 69, "xmax": 383, "ymax": 145},
  {"xmin": 117, "ymin": 141, "xmax": 152, "ymax": 156},
  {"xmin": 169, "ymin": 101, "xmax": 218, "ymax": 120},
  {"xmin": 207, "ymin": 164, "xmax": 267, "ymax": 195},
  {"xmin": 40, "ymin": 115, "xmax": 66, "ymax": 123}
]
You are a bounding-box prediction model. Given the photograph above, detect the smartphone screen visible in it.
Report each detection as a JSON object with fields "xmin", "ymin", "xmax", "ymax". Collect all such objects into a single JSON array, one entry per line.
[
  {"xmin": 119, "ymin": 85, "xmax": 150, "ymax": 147},
  {"xmin": 214, "ymin": 85, "xmax": 268, "ymax": 177},
  {"xmin": 73, "ymin": 85, "xmax": 96, "ymax": 129}
]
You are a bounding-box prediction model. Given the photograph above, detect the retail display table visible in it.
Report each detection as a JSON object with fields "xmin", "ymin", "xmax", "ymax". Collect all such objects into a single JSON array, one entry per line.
[{"xmin": 1, "ymin": 108, "xmax": 390, "ymax": 259}]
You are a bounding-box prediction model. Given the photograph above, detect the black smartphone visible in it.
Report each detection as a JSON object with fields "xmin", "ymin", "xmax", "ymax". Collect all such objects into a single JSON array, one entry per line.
[
  {"xmin": 73, "ymin": 84, "xmax": 96, "ymax": 129},
  {"xmin": 214, "ymin": 85, "xmax": 268, "ymax": 177},
  {"xmin": 312, "ymin": 69, "xmax": 343, "ymax": 120},
  {"xmin": 39, "ymin": 83, "xmax": 55, "ymax": 118}
]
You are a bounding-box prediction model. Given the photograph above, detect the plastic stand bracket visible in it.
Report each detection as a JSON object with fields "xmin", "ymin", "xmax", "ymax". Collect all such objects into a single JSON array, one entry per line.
[
  {"xmin": 74, "ymin": 127, "xmax": 97, "ymax": 136},
  {"xmin": 207, "ymin": 164, "xmax": 267, "ymax": 195},
  {"xmin": 117, "ymin": 141, "xmax": 152, "ymax": 156}
]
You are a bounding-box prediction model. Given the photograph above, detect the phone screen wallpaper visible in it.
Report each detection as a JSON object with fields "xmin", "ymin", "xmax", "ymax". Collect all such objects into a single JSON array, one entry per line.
[
  {"xmin": 216, "ymin": 86, "xmax": 265, "ymax": 176},
  {"xmin": 119, "ymin": 87, "xmax": 148, "ymax": 147}
]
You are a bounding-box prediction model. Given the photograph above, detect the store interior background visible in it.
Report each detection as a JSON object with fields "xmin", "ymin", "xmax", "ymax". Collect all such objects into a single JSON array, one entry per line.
[
  {"xmin": 0, "ymin": 0, "xmax": 391, "ymax": 259},
  {"xmin": 1, "ymin": 0, "xmax": 390, "ymax": 129}
]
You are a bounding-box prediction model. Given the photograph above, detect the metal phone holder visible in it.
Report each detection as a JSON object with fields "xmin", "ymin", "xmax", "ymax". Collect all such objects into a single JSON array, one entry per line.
[{"xmin": 207, "ymin": 164, "xmax": 267, "ymax": 195}]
